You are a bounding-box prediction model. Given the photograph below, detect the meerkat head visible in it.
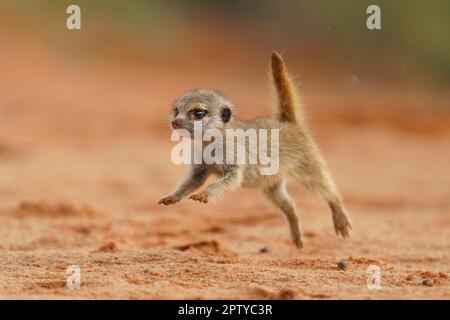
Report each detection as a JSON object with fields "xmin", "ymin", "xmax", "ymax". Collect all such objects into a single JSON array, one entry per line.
[{"xmin": 170, "ymin": 89, "xmax": 234, "ymax": 134}]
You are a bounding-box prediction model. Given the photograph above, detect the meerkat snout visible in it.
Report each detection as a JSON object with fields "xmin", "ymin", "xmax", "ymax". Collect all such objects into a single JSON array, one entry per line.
[{"xmin": 171, "ymin": 119, "xmax": 184, "ymax": 129}]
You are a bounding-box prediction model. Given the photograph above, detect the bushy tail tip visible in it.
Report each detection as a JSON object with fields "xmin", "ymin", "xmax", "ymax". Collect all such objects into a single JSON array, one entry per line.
[{"xmin": 270, "ymin": 51, "xmax": 301, "ymax": 124}]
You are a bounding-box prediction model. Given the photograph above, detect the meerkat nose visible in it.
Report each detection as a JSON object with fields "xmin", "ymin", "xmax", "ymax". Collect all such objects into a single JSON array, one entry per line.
[{"xmin": 171, "ymin": 119, "xmax": 184, "ymax": 129}]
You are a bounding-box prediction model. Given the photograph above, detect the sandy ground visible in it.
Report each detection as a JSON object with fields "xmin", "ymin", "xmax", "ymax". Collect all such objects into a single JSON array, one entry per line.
[{"xmin": 0, "ymin": 25, "xmax": 449, "ymax": 299}]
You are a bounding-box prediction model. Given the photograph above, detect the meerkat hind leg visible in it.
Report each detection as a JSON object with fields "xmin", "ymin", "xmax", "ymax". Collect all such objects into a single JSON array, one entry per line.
[
  {"xmin": 264, "ymin": 182, "xmax": 303, "ymax": 249},
  {"xmin": 299, "ymin": 168, "xmax": 352, "ymax": 238},
  {"xmin": 328, "ymin": 199, "xmax": 352, "ymax": 238}
]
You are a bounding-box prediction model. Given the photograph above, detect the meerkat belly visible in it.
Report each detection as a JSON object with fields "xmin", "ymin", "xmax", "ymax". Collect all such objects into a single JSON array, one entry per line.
[{"xmin": 241, "ymin": 165, "xmax": 282, "ymax": 188}]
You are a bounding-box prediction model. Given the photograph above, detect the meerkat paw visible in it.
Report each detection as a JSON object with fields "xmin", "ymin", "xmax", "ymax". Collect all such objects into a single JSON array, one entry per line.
[
  {"xmin": 333, "ymin": 212, "xmax": 352, "ymax": 238},
  {"xmin": 158, "ymin": 195, "xmax": 180, "ymax": 205},
  {"xmin": 189, "ymin": 192, "xmax": 209, "ymax": 203}
]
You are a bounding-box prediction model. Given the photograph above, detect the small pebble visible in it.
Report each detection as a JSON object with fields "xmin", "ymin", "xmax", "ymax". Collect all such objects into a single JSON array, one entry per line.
[
  {"xmin": 143, "ymin": 268, "xmax": 150, "ymax": 274},
  {"xmin": 422, "ymin": 279, "xmax": 433, "ymax": 286},
  {"xmin": 337, "ymin": 260, "xmax": 348, "ymax": 270},
  {"xmin": 259, "ymin": 247, "xmax": 269, "ymax": 253}
]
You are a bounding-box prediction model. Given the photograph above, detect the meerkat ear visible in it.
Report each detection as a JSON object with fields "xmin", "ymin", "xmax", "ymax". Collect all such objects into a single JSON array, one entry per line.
[{"xmin": 220, "ymin": 106, "xmax": 232, "ymax": 123}]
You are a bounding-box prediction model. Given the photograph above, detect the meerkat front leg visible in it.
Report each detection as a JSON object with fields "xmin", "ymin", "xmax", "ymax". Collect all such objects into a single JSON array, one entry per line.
[
  {"xmin": 158, "ymin": 166, "xmax": 209, "ymax": 205},
  {"xmin": 190, "ymin": 166, "xmax": 243, "ymax": 203},
  {"xmin": 264, "ymin": 181, "xmax": 303, "ymax": 249}
]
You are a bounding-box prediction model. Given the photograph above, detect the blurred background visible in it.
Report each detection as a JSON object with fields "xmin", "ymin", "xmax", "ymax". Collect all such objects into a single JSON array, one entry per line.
[
  {"xmin": 0, "ymin": 0, "xmax": 449, "ymax": 215},
  {"xmin": 0, "ymin": 0, "xmax": 449, "ymax": 299},
  {"xmin": 1, "ymin": 0, "xmax": 449, "ymax": 137},
  {"xmin": 4, "ymin": 0, "xmax": 450, "ymax": 81}
]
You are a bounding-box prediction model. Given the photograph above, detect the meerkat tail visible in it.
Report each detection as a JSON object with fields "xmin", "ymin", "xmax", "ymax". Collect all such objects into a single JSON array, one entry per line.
[{"xmin": 271, "ymin": 51, "xmax": 304, "ymax": 126}]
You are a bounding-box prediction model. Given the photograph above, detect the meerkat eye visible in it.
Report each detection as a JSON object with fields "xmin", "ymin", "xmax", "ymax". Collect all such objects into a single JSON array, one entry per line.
[
  {"xmin": 220, "ymin": 106, "xmax": 231, "ymax": 123},
  {"xmin": 192, "ymin": 109, "xmax": 206, "ymax": 120},
  {"xmin": 173, "ymin": 108, "xmax": 179, "ymax": 117}
]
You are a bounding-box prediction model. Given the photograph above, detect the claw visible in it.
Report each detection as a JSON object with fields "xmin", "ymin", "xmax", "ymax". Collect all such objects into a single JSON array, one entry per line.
[
  {"xmin": 158, "ymin": 195, "xmax": 179, "ymax": 205},
  {"xmin": 189, "ymin": 192, "xmax": 209, "ymax": 203},
  {"xmin": 333, "ymin": 213, "xmax": 352, "ymax": 239}
]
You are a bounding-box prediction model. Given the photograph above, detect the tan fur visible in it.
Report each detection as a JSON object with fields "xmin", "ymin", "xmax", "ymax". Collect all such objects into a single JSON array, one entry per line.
[
  {"xmin": 271, "ymin": 51, "xmax": 303, "ymax": 125},
  {"xmin": 159, "ymin": 51, "xmax": 352, "ymax": 249}
]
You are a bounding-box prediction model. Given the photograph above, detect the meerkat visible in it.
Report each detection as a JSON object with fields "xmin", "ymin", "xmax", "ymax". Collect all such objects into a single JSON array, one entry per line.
[{"xmin": 158, "ymin": 51, "xmax": 352, "ymax": 248}]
